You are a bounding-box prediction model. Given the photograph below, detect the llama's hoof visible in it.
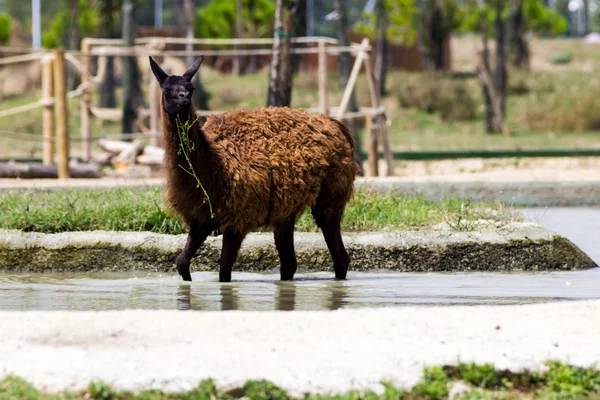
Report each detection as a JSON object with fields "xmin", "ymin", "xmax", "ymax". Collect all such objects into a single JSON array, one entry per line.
[
  {"xmin": 176, "ymin": 259, "xmax": 192, "ymax": 281},
  {"xmin": 180, "ymin": 273, "xmax": 192, "ymax": 282},
  {"xmin": 334, "ymin": 271, "xmax": 347, "ymax": 280},
  {"xmin": 280, "ymin": 274, "xmax": 295, "ymax": 281}
]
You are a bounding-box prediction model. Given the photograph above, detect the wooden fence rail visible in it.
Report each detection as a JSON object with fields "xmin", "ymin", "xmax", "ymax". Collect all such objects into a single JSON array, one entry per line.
[{"xmin": 0, "ymin": 36, "xmax": 393, "ymax": 178}]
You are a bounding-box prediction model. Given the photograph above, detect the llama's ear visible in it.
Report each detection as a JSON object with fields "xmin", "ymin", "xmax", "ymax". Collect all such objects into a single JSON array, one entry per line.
[
  {"xmin": 183, "ymin": 56, "xmax": 204, "ymax": 82},
  {"xmin": 149, "ymin": 56, "xmax": 168, "ymax": 85}
]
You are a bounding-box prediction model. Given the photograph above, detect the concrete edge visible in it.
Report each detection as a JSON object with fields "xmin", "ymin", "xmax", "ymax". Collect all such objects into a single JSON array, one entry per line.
[{"xmin": 0, "ymin": 222, "xmax": 596, "ymax": 273}]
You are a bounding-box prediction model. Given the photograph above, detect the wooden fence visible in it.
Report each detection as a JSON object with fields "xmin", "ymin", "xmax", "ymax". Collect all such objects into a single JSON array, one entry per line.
[{"xmin": 0, "ymin": 36, "xmax": 394, "ymax": 178}]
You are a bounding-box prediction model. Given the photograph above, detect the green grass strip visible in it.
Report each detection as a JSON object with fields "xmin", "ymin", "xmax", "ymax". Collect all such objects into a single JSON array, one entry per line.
[
  {"xmin": 0, "ymin": 187, "xmax": 516, "ymax": 234},
  {"xmin": 1, "ymin": 361, "xmax": 599, "ymax": 400}
]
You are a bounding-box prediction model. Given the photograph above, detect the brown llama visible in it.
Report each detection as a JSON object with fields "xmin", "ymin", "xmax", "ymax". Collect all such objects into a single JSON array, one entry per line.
[{"xmin": 149, "ymin": 56, "xmax": 359, "ymax": 282}]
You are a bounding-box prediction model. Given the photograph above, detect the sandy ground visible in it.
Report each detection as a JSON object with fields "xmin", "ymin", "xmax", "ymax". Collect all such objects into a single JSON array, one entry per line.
[{"xmin": 0, "ymin": 300, "xmax": 599, "ymax": 396}]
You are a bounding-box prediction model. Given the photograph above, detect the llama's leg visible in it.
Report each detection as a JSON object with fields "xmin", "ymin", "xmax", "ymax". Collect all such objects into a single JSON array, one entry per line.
[
  {"xmin": 274, "ymin": 217, "xmax": 297, "ymax": 281},
  {"xmin": 219, "ymin": 229, "xmax": 245, "ymax": 282},
  {"xmin": 312, "ymin": 207, "xmax": 350, "ymax": 280},
  {"xmin": 176, "ymin": 220, "xmax": 216, "ymax": 281}
]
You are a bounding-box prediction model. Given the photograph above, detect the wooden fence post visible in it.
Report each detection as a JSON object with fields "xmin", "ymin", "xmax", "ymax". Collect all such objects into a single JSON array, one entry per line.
[
  {"xmin": 41, "ymin": 55, "xmax": 55, "ymax": 166},
  {"xmin": 363, "ymin": 43, "xmax": 394, "ymax": 176},
  {"xmin": 318, "ymin": 39, "xmax": 329, "ymax": 115},
  {"xmin": 53, "ymin": 48, "xmax": 70, "ymax": 179},
  {"xmin": 149, "ymin": 72, "xmax": 161, "ymax": 147},
  {"xmin": 81, "ymin": 40, "xmax": 92, "ymax": 162},
  {"xmin": 336, "ymin": 38, "xmax": 368, "ymax": 119},
  {"xmin": 366, "ymin": 115, "xmax": 378, "ymax": 177}
]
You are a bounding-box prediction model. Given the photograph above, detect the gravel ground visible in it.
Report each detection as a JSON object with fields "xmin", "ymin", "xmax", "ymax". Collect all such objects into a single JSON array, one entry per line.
[{"xmin": 1, "ymin": 300, "xmax": 599, "ymax": 396}]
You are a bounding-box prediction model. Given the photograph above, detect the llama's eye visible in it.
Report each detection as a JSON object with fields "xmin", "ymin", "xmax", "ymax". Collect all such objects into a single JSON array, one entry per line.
[{"xmin": 162, "ymin": 89, "xmax": 168, "ymax": 94}]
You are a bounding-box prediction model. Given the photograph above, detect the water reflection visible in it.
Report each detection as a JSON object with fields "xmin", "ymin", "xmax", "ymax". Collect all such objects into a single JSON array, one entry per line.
[
  {"xmin": 175, "ymin": 278, "xmax": 349, "ymax": 311},
  {"xmin": 177, "ymin": 284, "xmax": 191, "ymax": 311},
  {"xmin": 1, "ymin": 270, "xmax": 599, "ymax": 312},
  {"xmin": 327, "ymin": 281, "xmax": 348, "ymax": 310},
  {"xmin": 220, "ymin": 285, "xmax": 239, "ymax": 311}
]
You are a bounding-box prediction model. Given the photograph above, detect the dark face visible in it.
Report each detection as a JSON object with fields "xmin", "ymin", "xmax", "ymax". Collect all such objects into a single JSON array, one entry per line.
[
  {"xmin": 149, "ymin": 56, "xmax": 204, "ymax": 117},
  {"xmin": 161, "ymin": 76, "xmax": 195, "ymax": 115}
]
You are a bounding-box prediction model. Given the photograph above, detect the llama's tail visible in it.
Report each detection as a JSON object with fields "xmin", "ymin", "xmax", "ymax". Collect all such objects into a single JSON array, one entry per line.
[
  {"xmin": 329, "ymin": 117, "xmax": 355, "ymax": 151},
  {"xmin": 329, "ymin": 117, "xmax": 363, "ymax": 176}
]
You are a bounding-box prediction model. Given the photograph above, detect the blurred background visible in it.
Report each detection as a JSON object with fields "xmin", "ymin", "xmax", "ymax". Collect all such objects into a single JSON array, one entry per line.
[{"xmin": 1, "ymin": 0, "xmax": 599, "ymax": 179}]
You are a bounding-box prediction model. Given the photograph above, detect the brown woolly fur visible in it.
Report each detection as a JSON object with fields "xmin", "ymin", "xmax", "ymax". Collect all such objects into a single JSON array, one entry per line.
[{"xmin": 150, "ymin": 55, "xmax": 359, "ymax": 282}]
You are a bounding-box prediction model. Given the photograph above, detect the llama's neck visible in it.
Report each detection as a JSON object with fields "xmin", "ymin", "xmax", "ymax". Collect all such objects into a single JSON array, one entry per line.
[{"xmin": 161, "ymin": 101, "xmax": 221, "ymax": 198}]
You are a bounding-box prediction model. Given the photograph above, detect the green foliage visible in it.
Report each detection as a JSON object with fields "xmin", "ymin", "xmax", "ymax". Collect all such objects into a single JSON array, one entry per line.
[
  {"xmin": 396, "ymin": 73, "xmax": 478, "ymax": 122},
  {"xmin": 193, "ymin": 0, "xmax": 275, "ymax": 40},
  {"xmin": 544, "ymin": 360, "xmax": 600, "ymax": 396},
  {"xmin": 354, "ymin": 0, "xmax": 417, "ymax": 45},
  {"xmin": 412, "ymin": 366, "xmax": 449, "ymax": 400},
  {"xmin": 458, "ymin": 363, "xmax": 503, "ymax": 390},
  {"xmin": 551, "ymin": 51, "xmax": 573, "ymax": 64},
  {"xmin": 88, "ymin": 381, "xmax": 117, "ymax": 400},
  {"xmin": 460, "ymin": 0, "xmax": 567, "ymax": 36},
  {"xmin": 243, "ymin": 380, "xmax": 289, "ymax": 400},
  {"xmin": 0, "ymin": 376, "xmax": 44, "ymax": 400},
  {"xmin": 42, "ymin": 0, "xmax": 99, "ymax": 49},
  {"xmin": 2, "ymin": 362, "xmax": 600, "ymax": 399},
  {"xmin": 0, "ymin": 13, "xmax": 12, "ymax": 45}
]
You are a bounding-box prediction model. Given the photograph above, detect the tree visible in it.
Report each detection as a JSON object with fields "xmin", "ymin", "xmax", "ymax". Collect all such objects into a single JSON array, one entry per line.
[
  {"xmin": 334, "ymin": 0, "xmax": 362, "ymax": 159},
  {"xmin": 374, "ymin": 0, "xmax": 388, "ymax": 97},
  {"xmin": 0, "ymin": 13, "xmax": 12, "ymax": 45},
  {"xmin": 507, "ymin": 0, "xmax": 529, "ymax": 69},
  {"xmin": 98, "ymin": 0, "xmax": 120, "ymax": 109},
  {"xmin": 356, "ymin": 0, "xmax": 417, "ymax": 96},
  {"xmin": 121, "ymin": 0, "xmax": 145, "ymax": 136},
  {"xmin": 194, "ymin": 0, "xmax": 276, "ymax": 39},
  {"xmin": 267, "ymin": 0, "xmax": 300, "ymax": 107},
  {"xmin": 41, "ymin": 0, "xmax": 98, "ymax": 49},
  {"xmin": 479, "ymin": 3, "xmax": 494, "ymax": 133},
  {"xmin": 493, "ymin": 0, "xmax": 507, "ymax": 133},
  {"xmin": 176, "ymin": 0, "xmax": 211, "ymax": 111},
  {"xmin": 417, "ymin": 0, "xmax": 464, "ymax": 70},
  {"xmin": 463, "ymin": 0, "xmax": 567, "ymax": 70}
]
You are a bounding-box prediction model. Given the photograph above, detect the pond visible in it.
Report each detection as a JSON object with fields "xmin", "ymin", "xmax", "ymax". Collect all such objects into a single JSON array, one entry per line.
[{"xmin": 0, "ymin": 208, "xmax": 598, "ymax": 311}]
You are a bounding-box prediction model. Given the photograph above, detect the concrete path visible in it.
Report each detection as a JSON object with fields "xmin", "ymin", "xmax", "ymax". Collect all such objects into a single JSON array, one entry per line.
[{"xmin": 1, "ymin": 300, "xmax": 599, "ymax": 396}]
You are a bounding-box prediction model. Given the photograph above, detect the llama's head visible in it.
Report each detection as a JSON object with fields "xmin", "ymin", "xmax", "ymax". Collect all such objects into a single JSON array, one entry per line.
[{"xmin": 149, "ymin": 56, "xmax": 204, "ymax": 116}]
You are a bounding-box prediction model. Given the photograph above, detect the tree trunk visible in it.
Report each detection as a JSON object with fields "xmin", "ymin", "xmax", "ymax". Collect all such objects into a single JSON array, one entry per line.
[
  {"xmin": 121, "ymin": 0, "xmax": 145, "ymax": 137},
  {"xmin": 493, "ymin": 0, "xmax": 507, "ymax": 133},
  {"xmin": 67, "ymin": 0, "xmax": 79, "ymax": 91},
  {"xmin": 267, "ymin": 0, "xmax": 298, "ymax": 107},
  {"xmin": 480, "ymin": 5, "xmax": 494, "ymax": 134},
  {"xmin": 233, "ymin": 0, "xmax": 245, "ymax": 75},
  {"xmin": 334, "ymin": 0, "xmax": 361, "ymax": 159},
  {"xmin": 176, "ymin": 0, "xmax": 210, "ymax": 111},
  {"xmin": 99, "ymin": 0, "xmax": 116, "ymax": 109},
  {"xmin": 507, "ymin": 0, "xmax": 529, "ymax": 70},
  {"xmin": 420, "ymin": 0, "xmax": 446, "ymax": 70},
  {"xmin": 584, "ymin": 0, "xmax": 589, "ymax": 34},
  {"xmin": 267, "ymin": 0, "xmax": 283, "ymax": 107},
  {"xmin": 374, "ymin": 0, "xmax": 388, "ymax": 97}
]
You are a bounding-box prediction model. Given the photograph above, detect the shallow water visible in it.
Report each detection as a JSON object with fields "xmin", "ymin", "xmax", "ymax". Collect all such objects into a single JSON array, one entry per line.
[
  {"xmin": 1, "ymin": 207, "xmax": 599, "ymax": 312},
  {"xmin": 1, "ymin": 269, "xmax": 599, "ymax": 311},
  {"xmin": 520, "ymin": 207, "xmax": 600, "ymax": 263}
]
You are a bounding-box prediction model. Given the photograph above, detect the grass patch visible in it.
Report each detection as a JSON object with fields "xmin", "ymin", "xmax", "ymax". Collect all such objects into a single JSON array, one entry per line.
[
  {"xmin": 1, "ymin": 361, "xmax": 599, "ymax": 399},
  {"xmin": 0, "ymin": 187, "xmax": 516, "ymax": 234}
]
